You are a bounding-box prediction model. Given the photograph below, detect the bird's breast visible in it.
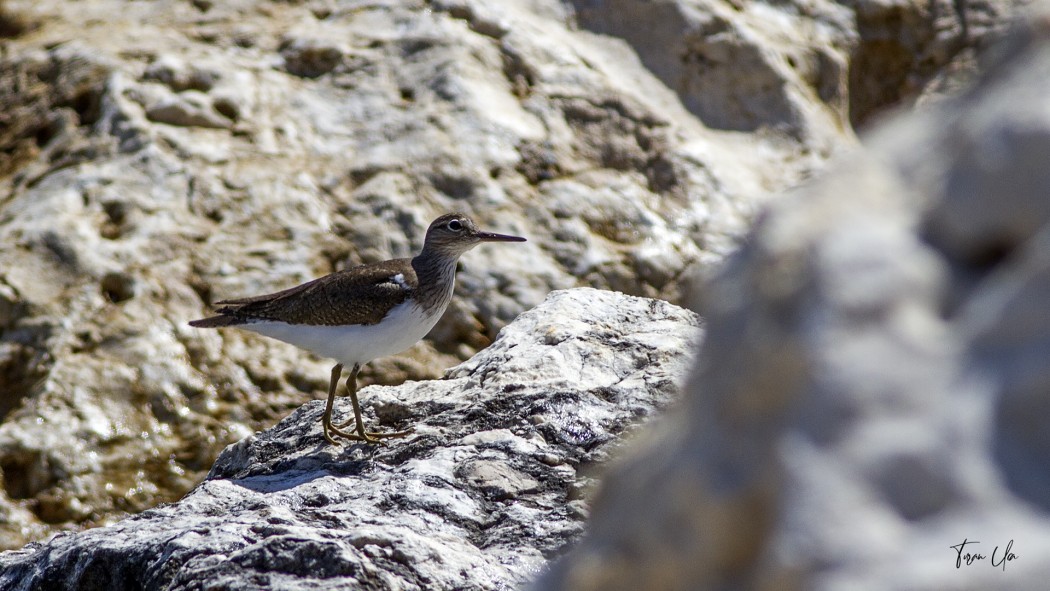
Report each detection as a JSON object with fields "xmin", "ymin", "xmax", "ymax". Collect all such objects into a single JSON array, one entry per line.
[{"xmin": 238, "ymin": 300, "xmax": 445, "ymax": 366}]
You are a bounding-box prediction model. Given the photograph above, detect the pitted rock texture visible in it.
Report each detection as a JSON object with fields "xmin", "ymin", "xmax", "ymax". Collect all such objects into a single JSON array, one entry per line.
[
  {"xmin": 0, "ymin": 288, "xmax": 701, "ymax": 590},
  {"xmin": 533, "ymin": 12, "xmax": 1050, "ymax": 591}
]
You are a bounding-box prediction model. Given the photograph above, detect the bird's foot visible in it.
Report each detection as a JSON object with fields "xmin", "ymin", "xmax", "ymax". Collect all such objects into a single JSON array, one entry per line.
[
  {"xmin": 325, "ymin": 424, "xmax": 414, "ymax": 445},
  {"xmin": 333, "ymin": 417, "xmax": 357, "ymax": 430}
]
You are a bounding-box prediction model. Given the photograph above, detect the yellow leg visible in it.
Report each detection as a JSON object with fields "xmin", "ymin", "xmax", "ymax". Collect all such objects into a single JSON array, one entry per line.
[
  {"xmin": 321, "ymin": 363, "xmax": 344, "ymax": 445},
  {"xmin": 326, "ymin": 364, "xmax": 413, "ymax": 444}
]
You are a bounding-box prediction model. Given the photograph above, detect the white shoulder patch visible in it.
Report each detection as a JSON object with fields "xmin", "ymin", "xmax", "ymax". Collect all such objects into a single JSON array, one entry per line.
[{"xmin": 391, "ymin": 273, "xmax": 410, "ymax": 290}]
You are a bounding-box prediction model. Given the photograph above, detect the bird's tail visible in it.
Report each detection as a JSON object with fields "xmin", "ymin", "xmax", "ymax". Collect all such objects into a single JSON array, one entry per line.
[{"xmin": 188, "ymin": 315, "xmax": 240, "ymax": 328}]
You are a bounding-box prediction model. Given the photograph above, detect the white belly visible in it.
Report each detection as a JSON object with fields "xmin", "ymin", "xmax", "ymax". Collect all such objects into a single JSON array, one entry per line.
[{"xmin": 239, "ymin": 301, "xmax": 443, "ymax": 367}]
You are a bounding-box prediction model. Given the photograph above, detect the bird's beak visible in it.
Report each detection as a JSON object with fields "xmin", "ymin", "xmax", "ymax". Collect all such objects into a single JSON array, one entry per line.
[{"xmin": 476, "ymin": 230, "xmax": 527, "ymax": 243}]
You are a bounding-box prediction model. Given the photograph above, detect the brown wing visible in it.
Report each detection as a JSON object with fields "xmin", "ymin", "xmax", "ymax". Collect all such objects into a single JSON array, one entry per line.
[{"xmin": 198, "ymin": 259, "xmax": 417, "ymax": 327}]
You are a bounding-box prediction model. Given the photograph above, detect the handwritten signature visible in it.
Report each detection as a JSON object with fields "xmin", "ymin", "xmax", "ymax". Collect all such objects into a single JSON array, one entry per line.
[{"xmin": 950, "ymin": 538, "xmax": 1018, "ymax": 571}]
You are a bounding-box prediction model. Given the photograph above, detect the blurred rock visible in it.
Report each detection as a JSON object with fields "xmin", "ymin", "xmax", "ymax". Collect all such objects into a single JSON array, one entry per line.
[
  {"xmin": 0, "ymin": 288, "xmax": 701, "ymax": 590},
  {"xmin": 850, "ymin": 0, "xmax": 1016, "ymax": 126},
  {"xmin": 571, "ymin": 0, "xmax": 853, "ymax": 146},
  {"xmin": 279, "ymin": 35, "xmax": 347, "ymax": 79},
  {"xmin": 533, "ymin": 11, "xmax": 1050, "ymax": 591},
  {"xmin": 145, "ymin": 90, "xmax": 232, "ymax": 128}
]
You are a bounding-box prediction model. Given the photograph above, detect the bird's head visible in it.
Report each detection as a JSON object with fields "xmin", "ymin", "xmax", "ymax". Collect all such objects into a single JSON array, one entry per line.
[{"xmin": 422, "ymin": 213, "xmax": 526, "ymax": 256}]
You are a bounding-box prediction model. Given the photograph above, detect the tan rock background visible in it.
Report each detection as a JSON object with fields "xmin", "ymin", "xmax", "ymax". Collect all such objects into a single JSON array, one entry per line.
[{"xmin": 0, "ymin": 0, "xmax": 1016, "ymax": 550}]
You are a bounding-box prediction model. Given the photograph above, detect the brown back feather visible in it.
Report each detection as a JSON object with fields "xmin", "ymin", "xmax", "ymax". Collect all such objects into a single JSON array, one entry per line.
[{"xmin": 191, "ymin": 259, "xmax": 418, "ymax": 327}]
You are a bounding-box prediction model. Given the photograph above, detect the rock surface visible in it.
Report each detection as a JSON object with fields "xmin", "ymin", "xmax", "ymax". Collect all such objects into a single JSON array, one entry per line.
[
  {"xmin": 534, "ymin": 11, "xmax": 1050, "ymax": 591},
  {"xmin": 0, "ymin": 0, "xmax": 1019, "ymax": 551},
  {"xmin": 0, "ymin": 288, "xmax": 701, "ymax": 589}
]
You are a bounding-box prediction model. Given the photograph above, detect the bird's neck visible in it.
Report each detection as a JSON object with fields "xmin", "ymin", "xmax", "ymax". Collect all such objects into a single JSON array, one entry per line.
[{"xmin": 411, "ymin": 247, "xmax": 460, "ymax": 316}]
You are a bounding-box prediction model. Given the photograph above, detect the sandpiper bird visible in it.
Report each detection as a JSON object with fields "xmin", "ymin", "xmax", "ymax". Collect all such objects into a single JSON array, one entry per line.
[{"xmin": 190, "ymin": 213, "xmax": 526, "ymax": 445}]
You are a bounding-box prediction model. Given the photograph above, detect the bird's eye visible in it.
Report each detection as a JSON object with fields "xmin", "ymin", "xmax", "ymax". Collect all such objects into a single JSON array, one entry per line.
[{"xmin": 447, "ymin": 219, "xmax": 463, "ymax": 231}]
